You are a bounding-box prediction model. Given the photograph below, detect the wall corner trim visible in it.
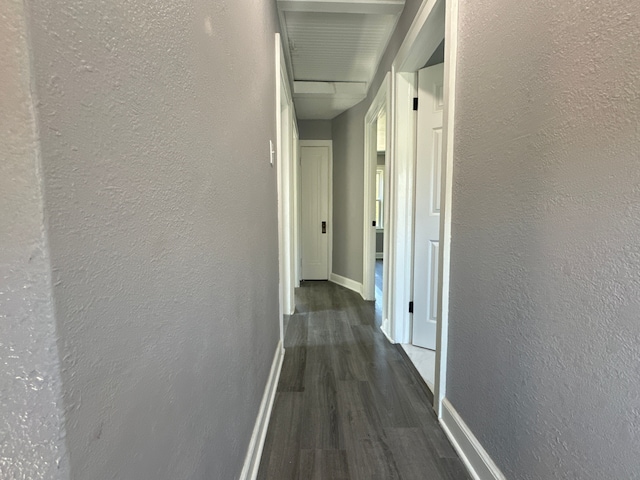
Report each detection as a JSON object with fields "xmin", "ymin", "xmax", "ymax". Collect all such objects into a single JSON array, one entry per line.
[
  {"xmin": 440, "ymin": 398, "xmax": 507, "ymax": 480},
  {"xmin": 239, "ymin": 340, "xmax": 285, "ymax": 480},
  {"xmin": 329, "ymin": 273, "xmax": 364, "ymax": 298}
]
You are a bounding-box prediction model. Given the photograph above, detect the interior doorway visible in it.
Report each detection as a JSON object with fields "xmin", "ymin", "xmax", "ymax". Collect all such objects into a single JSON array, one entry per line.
[
  {"xmin": 363, "ymin": 75, "xmax": 391, "ymax": 333},
  {"xmin": 275, "ymin": 33, "xmax": 298, "ymax": 339},
  {"xmin": 386, "ymin": 0, "xmax": 457, "ymax": 416},
  {"xmin": 404, "ymin": 60, "xmax": 445, "ymax": 393},
  {"xmin": 412, "ymin": 60, "xmax": 444, "ymax": 352},
  {"xmin": 374, "ymin": 110, "xmax": 387, "ymax": 324}
]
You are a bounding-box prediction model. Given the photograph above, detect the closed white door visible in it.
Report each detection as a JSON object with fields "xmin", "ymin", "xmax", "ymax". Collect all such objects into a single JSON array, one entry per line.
[
  {"xmin": 412, "ymin": 63, "xmax": 444, "ymax": 350},
  {"xmin": 301, "ymin": 145, "xmax": 330, "ymax": 280}
]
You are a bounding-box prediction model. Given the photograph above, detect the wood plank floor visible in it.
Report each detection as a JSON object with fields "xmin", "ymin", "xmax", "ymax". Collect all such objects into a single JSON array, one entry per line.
[{"xmin": 258, "ymin": 281, "xmax": 470, "ymax": 480}]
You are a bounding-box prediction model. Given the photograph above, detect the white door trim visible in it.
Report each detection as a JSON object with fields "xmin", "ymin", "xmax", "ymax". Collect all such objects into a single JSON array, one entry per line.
[
  {"xmin": 292, "ymin": 115, "xmax": 300, "ymax": 288},
  {"xmin": 299, "ymin": 140, "xmax": 333, "ymax": 281},
  {"xmin": 434, "ymin": 0, "xmax": 460, "ymax": 417},
  {"xmin": 385, "ymin": 67, "xmax": 416, "ymax": 344},
  {"xmin": 276, "ymin": 33, "xmax": 297, "ymax": 340},
  {"xmin": 363, "ymin": 75, "xmax": 391, "ymax": 319},
  {"xmin": 280, "ymin": 100, "xmax": 294, "ymax": 315},
  {"xmin": 387, "ymin": 0, "xmax": 457, "ymax": 417},
  {"xmin": 393, "ymin": 0, "xmax": 445, "ymax": 73},
  {"xmin": 275, "ymin": 33, "xmax": 285, "ymax": 342}
]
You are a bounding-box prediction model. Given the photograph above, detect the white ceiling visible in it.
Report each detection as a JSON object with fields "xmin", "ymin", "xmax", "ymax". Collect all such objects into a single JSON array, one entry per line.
[{"xmin": 278, "ymin": 0, "xmax": 405, "ymax": 120}]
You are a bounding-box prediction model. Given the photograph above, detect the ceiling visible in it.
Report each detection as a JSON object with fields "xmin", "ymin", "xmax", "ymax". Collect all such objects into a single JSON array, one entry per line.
[{"xmin": 278, "ymin": 0, "xmax": 405, "ymax": 120}]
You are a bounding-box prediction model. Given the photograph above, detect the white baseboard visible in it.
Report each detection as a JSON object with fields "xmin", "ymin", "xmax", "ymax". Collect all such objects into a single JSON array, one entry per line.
[
  {"xmin": 440, "ymin": 398, "xmax": 506, "ymax": 480},
  {"xmin": 380, "ymin": 319, "xmax": 395, "ymax": 344},
  {"xmin": 239, "ymin": 340, "xmax": 285, "ymax": 480},
  {"xmin": 329, "ymin": 273, "xmax": 363, "ymax": 297}
]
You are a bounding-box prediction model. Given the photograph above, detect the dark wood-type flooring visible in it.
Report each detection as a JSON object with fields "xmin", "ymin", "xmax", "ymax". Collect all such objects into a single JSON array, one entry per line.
[{"xmin": 257, "ymin": 281, "xmax": 470, "ymax": 480}]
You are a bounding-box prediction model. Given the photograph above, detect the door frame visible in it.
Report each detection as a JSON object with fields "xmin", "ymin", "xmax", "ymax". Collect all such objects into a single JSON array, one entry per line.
[
  {"xmin": 388, "ymin": 0, "xmax": 459, "ymax": 416},
  {"xmin": 299, "ymin": 140, "xmax": 333, "ymax": 281},
  {"xmin": 276, "ymin": 33, "xmax": 297, "ymax": 342},
  {"xmin": 363, "ymin": 75, "xmax": 390, "ymax": 318},
  {"xmin": 292, "ymin": 119, "xmax": 301, "ymax": 289}
]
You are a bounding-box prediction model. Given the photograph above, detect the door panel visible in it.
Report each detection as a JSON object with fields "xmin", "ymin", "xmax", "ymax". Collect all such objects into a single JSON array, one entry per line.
[
  {"xmin": 301, "ymin": 145, "xmax": 330, "ymax": 280},
  {"xmin": 412, "ymin": 63, "xmax": 444, "ymax": 350}
]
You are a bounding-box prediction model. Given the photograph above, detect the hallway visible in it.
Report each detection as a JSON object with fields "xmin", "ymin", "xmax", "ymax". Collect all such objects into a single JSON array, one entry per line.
[{"xmin": 257, "ymin": 282, "xmax": 469, "ymax": 479}]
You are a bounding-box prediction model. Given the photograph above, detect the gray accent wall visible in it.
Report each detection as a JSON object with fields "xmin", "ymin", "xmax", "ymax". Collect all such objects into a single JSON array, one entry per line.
[
  {"xmin": 424, "ymin": 40, "xmax": 445, "ymax": 68},
  {"xmin": 332, "ymin": 102, "xmax": 368, "ymax": 281},
  {"xmin": 375, "ymin": 233, "xmax": 384, "ymax": 255},
  {"xmin": 1, "ymin": 1, "xmax": 69, "ymax": 478},
  {"xmin": 14, "ymin": 0, "xmax": 282, "ymax": 478},
  {"xmin": 331, "ymin": 0, "xmax": 423, "ymax": 283},
  {"xmin": 298, "ymin": 120, "xmax": 333, "ymax": 140},
  {"xmin": 447, "ymin": 0, "xmax": 640, "ymax": 478}
]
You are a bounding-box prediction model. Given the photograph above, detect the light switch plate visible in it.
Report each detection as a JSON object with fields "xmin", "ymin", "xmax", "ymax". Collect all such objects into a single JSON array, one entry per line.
[{"xmin": 270, "ymin": 140, "xmax": 275, "ymax": 166}]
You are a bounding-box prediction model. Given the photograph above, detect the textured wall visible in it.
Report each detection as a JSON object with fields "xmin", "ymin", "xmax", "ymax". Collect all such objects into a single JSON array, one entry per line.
[
  {"xmin": 376, "ymin": 232, "xmax": 384, "ymax": 254},
  {"xmin": 330, "ymin": 0, "xmax": 422, "ymax": 283},
  {"xmin": 298, "ymin": 120, "xmax": 332, "ymax": 140},
  {"xmin": 0, "ymin": 0, "xmax": 69, "ymax": 478},
  {"xmin": 332, "ymin": 103, "xmax": 368, "ymax": 281},
  {"xmin": 447, "ymin": 0, "xmax": 640, "ymax": 478},
  {"xmin": 26, "ymin": 0, "xmax": 281, "ymax": 478}
]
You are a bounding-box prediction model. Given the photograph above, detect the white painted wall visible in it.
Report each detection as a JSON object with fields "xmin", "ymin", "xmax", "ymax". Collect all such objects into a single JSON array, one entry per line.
[
  {"xmin": 19, "ymin": 0, "xmax": 282, "ymax": 478},
  {"xmin": 447, "ymin": 0, "xmax": 640, "ymax": 478},
  {"xmin": 0, "ymin": 1, "xmax": 69, "ymax": 478}
]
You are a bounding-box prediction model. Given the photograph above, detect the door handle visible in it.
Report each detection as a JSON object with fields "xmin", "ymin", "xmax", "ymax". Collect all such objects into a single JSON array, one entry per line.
[{"xmin": 321, "ymin": 221, "xmax": 327, "ymax": 234}]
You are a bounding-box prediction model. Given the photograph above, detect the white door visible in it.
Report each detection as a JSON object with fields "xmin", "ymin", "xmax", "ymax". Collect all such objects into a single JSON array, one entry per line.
[
  {"xmin": 412, "ymin": 63, "xmax": 444, "ymax": 350},
  {"xmin": 300, "ymin": 144, "xmax": 330, "ymax": 280}
]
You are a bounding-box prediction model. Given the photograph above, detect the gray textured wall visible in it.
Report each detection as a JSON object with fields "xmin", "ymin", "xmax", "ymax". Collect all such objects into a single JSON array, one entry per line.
[
  {"xmin": 332, "ymin": 103, "xmax": 368, "ymax": 281},
  {"xmin": 25, "ymin": 0, "xmax": 281, "ymax": 478},
  {"xmin": 331, "ymin": 0, "xmax": 423, "ymax": 283},
  {"xmin": 298, "ymin": 120, "xmax": 332, "ymax": 140},
  {"xmin": 447, "ymin": 0, "xmax": 640, "ymax": 478},
  {"xmin": 376, "ymin": 233, "xmax": 384, "ymax": 255},
  {"xmin": 0, "ymin": 1, "xmax": 69, "ymax": 478}
]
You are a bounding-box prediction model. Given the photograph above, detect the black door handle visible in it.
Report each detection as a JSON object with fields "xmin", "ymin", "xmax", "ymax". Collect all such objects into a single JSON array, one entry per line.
[{"xmin": 321, "ymin": 221, "xmax": 327, "ymax": 234}]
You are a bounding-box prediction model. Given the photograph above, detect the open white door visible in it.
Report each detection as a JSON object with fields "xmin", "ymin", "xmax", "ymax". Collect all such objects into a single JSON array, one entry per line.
[
  {"xmin": 300, "ymin": 143, "xmax": 331, "ymax": 280},
  {"xmin": 412, "ymin": 63, "xmax": 444, "ymax": 350}
]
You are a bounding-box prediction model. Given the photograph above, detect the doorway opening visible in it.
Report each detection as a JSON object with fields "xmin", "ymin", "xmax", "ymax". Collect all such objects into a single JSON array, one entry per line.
[
  {"xmin": 363, "ymin": 75, "xmax": 391, "ymax": 333},
  {"xmin": 374, "ymin": 110, "xmax": 386, "ymax": 325},
  {"xmin": 276, "ymin": 33, "xmax": 298, "ymax": 340},
  {"xmin": 388, "ymin": 0, "xmax": 458, "ymax": 416},
  {"xmin": 403, "ymin": 57, "xmax": 445, "ymax": 392}
]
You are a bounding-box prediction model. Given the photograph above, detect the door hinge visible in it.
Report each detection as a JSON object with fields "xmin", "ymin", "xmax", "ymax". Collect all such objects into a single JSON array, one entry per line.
[
  {"xmin": 412, "ymin": 97, "xmax": 418, "ymax": 111},
  {"xmin": 372, "ymin": 220, "xmax": 376, "ymax": 227},
  {"xmin": 409, "ymin": 301, "xmax": 414, "ymax": 313}
]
